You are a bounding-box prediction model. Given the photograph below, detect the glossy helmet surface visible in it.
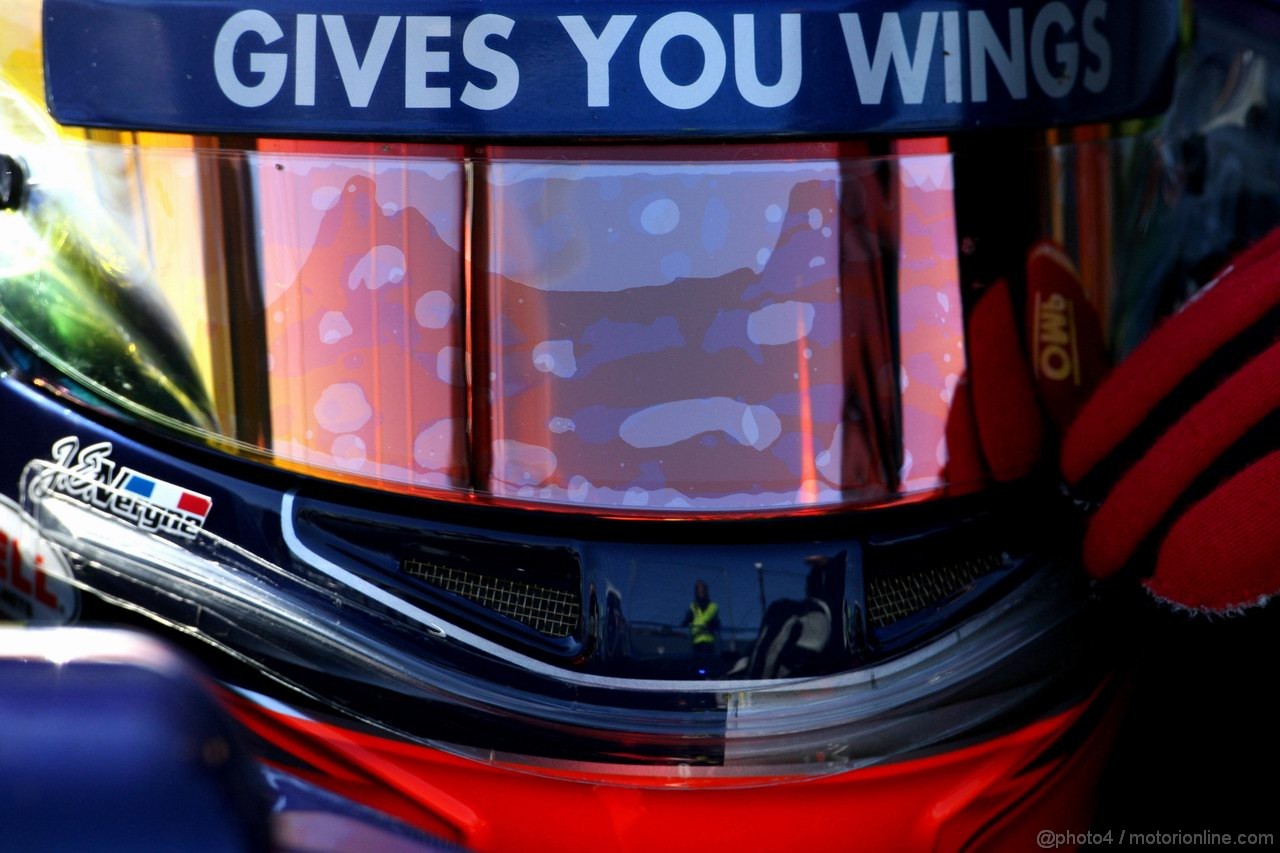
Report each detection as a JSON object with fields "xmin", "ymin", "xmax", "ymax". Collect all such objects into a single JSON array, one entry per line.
[{"xmin": 1, "ymin": 1, "xmax": 1277, "ymax": 848}]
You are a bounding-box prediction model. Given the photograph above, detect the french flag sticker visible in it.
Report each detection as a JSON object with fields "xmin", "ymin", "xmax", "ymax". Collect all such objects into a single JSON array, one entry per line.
[{"xmin": 121, "ymin": 471, "xmax": 212, "ymax": 520}]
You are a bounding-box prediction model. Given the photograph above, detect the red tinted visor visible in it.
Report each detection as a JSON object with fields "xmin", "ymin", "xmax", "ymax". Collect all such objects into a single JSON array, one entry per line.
[
  {"xmin": 3, "ymin": 125, "xmax": 1135, "ymax": 514},
  {"xmin": 262, "ymin": 140, "xmax": 967, "ymax": 511}
]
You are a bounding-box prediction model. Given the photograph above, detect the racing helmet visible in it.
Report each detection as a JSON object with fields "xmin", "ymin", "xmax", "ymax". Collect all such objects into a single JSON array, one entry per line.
[{"xmin": 1, "ymin": 0, "xmax": 1277, "ymax": 848}]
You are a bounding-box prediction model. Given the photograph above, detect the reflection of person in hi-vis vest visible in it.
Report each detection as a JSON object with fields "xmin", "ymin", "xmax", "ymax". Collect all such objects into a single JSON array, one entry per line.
[{"xmin": 683, "ymin": 580, "xmax": 720, "ymax": 657}]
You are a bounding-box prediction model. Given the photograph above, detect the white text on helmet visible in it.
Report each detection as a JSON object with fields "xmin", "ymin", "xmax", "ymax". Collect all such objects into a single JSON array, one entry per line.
[
  {"xmin": 212, "ymin": 4, "xmax": 1113, "ymax": 112},
  {"xmin": 840, "ymin": 1, "xmax": 1111, "ymax": 105},
  {"xmin": 215, "ymin": 10, "xmax": 520, "ymax": 110}
]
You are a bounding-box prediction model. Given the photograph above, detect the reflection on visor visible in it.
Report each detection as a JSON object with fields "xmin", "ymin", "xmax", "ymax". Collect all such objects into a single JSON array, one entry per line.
[
  {"xmin": 476, "ymin": 144, "xmax": 963, "ymax": 508},
  {"xmin": 256, "ymin": 140, "xmax": 468, "ymax": 490},
  {"xmin": 0, "ymin": 130, "xmax": 998, "ymax": 513}
]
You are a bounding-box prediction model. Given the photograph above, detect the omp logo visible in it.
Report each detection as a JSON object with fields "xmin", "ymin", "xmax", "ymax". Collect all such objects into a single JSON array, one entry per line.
[
  {"xmin": 213, "ymin": 1, "xmax": 1114, "ymax": 111},
  {"xmin": 1034, "ymin": 291, "xmax": 1081, "ymax": 385}
]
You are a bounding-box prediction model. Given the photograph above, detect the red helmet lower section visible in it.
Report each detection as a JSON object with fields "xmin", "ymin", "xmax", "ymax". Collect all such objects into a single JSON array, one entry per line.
[{"xmin": 222, "ymin": 682, "xmax": 1123, "ymax": 852}]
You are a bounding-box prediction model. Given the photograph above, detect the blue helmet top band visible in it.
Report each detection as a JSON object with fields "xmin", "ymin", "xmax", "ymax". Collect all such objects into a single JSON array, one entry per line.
[{"xmin": 44, "ymin": 0, "xmax": 1179, "ymax": 139}]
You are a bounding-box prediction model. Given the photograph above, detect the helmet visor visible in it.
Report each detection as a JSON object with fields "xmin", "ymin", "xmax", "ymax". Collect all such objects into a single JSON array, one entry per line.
[{"xmin": 0, "ymin": 116, "xmax": 1185, "ymax": 513}]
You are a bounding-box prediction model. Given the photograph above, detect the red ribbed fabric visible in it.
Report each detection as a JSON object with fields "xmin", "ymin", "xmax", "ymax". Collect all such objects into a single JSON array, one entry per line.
[
  {"xmin": 1148, "ymin": 451, "xmax": 1280, "ymax": 612},
  {"xmin": 1062, "ymin": 227, "xmax": 1280, "ymax": 485}
]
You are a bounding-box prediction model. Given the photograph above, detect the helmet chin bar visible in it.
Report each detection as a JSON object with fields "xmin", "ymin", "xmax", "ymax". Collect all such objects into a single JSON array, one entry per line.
[{"xmin": 16, "ymin": 453, "xmax": 1109, "ymax": 780}]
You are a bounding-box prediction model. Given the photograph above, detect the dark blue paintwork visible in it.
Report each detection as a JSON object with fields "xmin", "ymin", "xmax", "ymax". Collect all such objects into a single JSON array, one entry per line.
[
  {"xmin": 0, "ymin": 628, "xmax": 272, "ymax": 852},
  {"xmin": 0, "ymin": 628, "xmax": 459, "ymax": 851},
  {"xmin": 43, "ymin": 0, "xmax": 1179, "ymax": 139}
]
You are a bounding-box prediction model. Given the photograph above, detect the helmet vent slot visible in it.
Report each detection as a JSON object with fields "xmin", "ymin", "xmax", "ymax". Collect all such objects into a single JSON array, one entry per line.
[
  {"xmin": 866, "ymin": 552, "xmax": 1006, "ymax": 629},
  {"xmin": 402, "ymin": 557, "xmax": 580, "ymax": 639}
]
